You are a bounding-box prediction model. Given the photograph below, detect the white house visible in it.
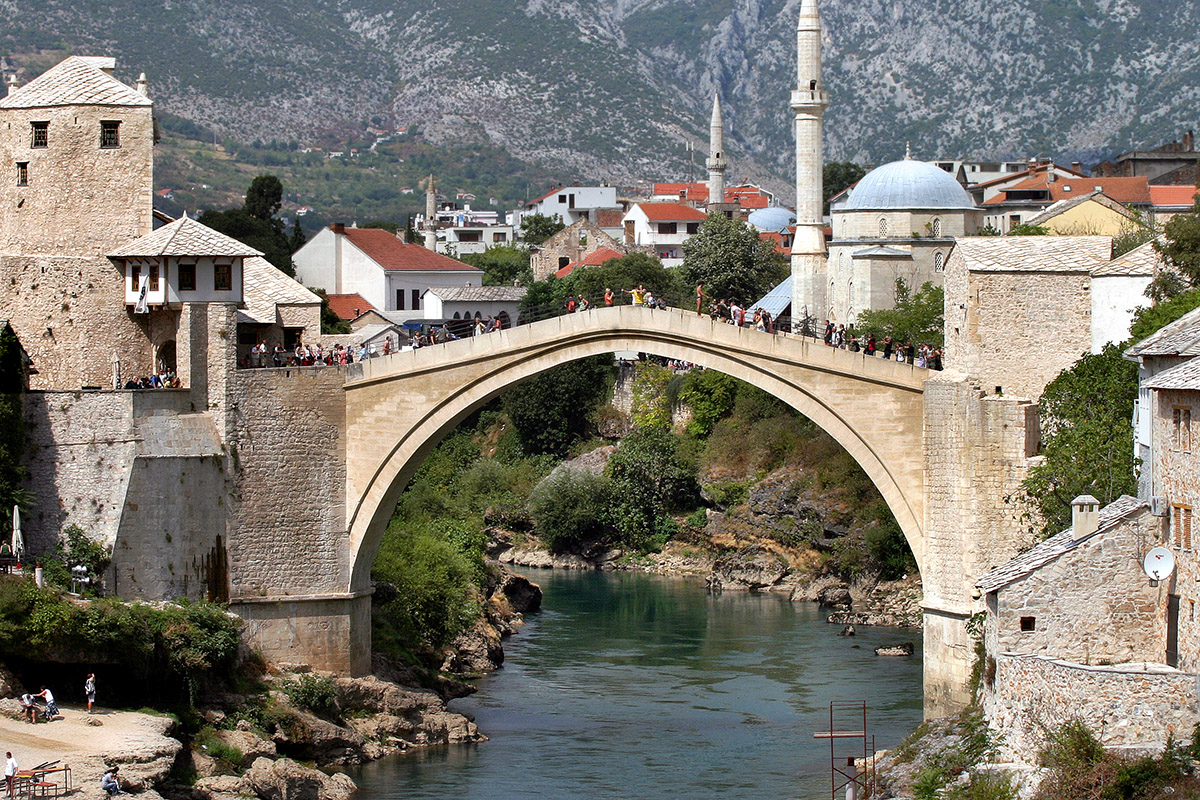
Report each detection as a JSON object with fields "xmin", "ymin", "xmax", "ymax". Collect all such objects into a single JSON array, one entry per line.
[
  {"xmin": 293, "ymin": 223, "xmax": 482, "ymax": 316},
  {"xmin": 1091, "ymin": 238, "xmax": 1158, "ymax": 353},
  {"xmin": 439, "ymin": 224, "xmax": 515, "ymax": 256},
  {"xmin": 519, "ymin": 185, "xmax": 620, "ymax": 228},
  {"xmin": 621, "ymin": 203, "xmax": 708, "ymax": 267}
]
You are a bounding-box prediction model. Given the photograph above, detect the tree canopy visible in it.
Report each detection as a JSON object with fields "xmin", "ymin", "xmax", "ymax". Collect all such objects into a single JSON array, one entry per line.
[
  {"xmin": 520, "ymin": 213, "xmax": 566, "ymax": 246},
  {"xmin": 461, "ymin": 244, "xmax": 532, "ymax": 286},
  {"xmin": 502, "ymin": 355, "xmax": 614, "ymax": 458},
  {"xmin": 823, "ymin": 162, "xmax": 866, "ymax": 214},
  {"xmin": 679, "ymin": 213, "xmax": 788, "ymax": 304},
  {"xmin": 199, "ymin": 174, "xmax": 298, "ymax": 277},
  {"xmin": 1155, "ymin": 199, "xmax": 1200, "ymax": 297},
  {"xmin": 853, "ymin": 279, "xmax": 944, "ymax": 346},
  {"xmin": 517, "ymin": 253, "xmax": 684, "ymax": 321}
]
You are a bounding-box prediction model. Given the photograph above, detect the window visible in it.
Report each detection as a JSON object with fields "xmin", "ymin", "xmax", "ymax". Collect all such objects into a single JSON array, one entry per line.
[
  {"xmin": 1174, "ymin": 407, "xmax": 1192, "ymax": 452},
  {"xmin": 30, "ymin": 122, "xmax": 48, "ymax": 149},
  {"xmin": 213, "ymin": 263, "xmax": 232, "ymax": 291},
  {"xmin": 14, "ymin": 161, "xmax": 28, "ymax": 186},
  {"xmin": 493, "ymin": 231, "xmax": 507, "ymax": 242},
  {"xmin": 178, "ymin": 261, "xmax": 196, "ymax": 292},
  {"xmin": 458, "ymin": 230, "xmax": 482, "ymax": 243},
  {"xmin": 149, "ymin": 264, "xmax": 159, "ymax": 292},
  {"xmin": 557, "ymin": 194, "xmax": 567, "ymax": 204},
  {"xmin": 1174, "ymin": 504, "xmax": 1193, "ymax": 550},
  {"xmin": 686, "ymin": 222, "xmax": 700, "ymax": 235},
  {"xmin": 934, "ymin": 252, "xmax": 945, "ymax": 274},
  {"xmin": 100, "ymin": 120, "xmax": 120, "ymax": 149},
  {"xmin": 411, "ymin": 289, "xmax": 420, "ymax": 310},
  {"xmin": 931, "ymin": 218, "xmax": 942, "ymax": 237},
  {"xmin": 879, "ymin": 217, "xmax": 889, "ymax": 237},
  {"xmin": 396, "ymin": 289, "xmax": 405, "ymax": 311},
  {"xmin": 1019, "ymin": 616, "xmax": 1036, "ymax": 632},
  {"xmin": 657, "ymin": 222, "xmax": 678, "ymax": 235},
  {"xmin": 131, "ymin": 264, "xmax": 141, "ymax": 291}
]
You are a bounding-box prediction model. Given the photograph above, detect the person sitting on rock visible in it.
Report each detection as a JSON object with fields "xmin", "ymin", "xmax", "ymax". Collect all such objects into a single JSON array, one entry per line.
[
  {"xmin": 101, "ymin": 766, "xmax": 124, "ymax": 796},
  {"xmin": 18, "ymin": 694, "xmax": 35, "ymax": 724}
]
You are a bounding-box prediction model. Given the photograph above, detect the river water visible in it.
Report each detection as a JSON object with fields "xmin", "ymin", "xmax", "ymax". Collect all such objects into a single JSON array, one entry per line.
[{"xmin": 348, "ymin": 567, "xmax": 923, "ymax": 800}]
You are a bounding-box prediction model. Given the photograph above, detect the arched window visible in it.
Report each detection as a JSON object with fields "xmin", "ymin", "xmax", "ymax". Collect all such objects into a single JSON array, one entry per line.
[
  {"xmin": 934, "ymin": 252, "xmax": 945, "ymax": 273},
  {"xmin": 453, "ymin": 312, "xmax": 461, "ymax": 320},
  {"xmin": 932, "ymin": 218, "xmax": 942, "ymax": 237},
  {"xmin": 879, "ymin": 217, "xmax": 889, "ymax": 238}
]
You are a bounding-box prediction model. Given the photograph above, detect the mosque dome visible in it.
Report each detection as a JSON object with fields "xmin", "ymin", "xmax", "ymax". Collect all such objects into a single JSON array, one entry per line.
[
  {"xmin": 843, "ymin": 159, "xmax": 975, "ymax": 211},
  {"xmin": 747, "ymin": 206, "xmax": 798, "ymax": 232}
]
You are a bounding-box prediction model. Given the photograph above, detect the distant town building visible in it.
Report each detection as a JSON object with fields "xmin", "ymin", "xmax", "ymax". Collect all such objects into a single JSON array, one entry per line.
[
  {"xmin": 931, "ymin": 158, "xmax": 1031, "ymax": 187},
  {"xmin": 1093, "ymin": 130, "xmax": 1200, "ymax": 185},
  {"xmin": 530, "ymin": 218, "xmax": 630, "ymax": 281},
  {"xmin": 621, "ymin": 203, "xmax": 708, "ymax": 267},
  {"xmin": 517, "ymin": 184, "xmax": 621, "ymax": 228},
  {"xmin": 293, "ymin": 223, "xmax": 482, "ymax": 317},
  {"xmin": 1024, "ymin": 190, "xmax": 1143, "ymax": 236},
  {"xmin": 972, "ymin": 165, "xmax": 1152, "ymax": 233},
  {"xmin": 422, "ymin": 285, "xmax": 527, "ymax": 328}
]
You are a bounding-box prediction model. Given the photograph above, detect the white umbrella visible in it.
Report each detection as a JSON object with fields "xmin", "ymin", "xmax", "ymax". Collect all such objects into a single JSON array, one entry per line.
[{"xmin": 12, "ymin": 505, "xmax": 22, "ymax": 563}]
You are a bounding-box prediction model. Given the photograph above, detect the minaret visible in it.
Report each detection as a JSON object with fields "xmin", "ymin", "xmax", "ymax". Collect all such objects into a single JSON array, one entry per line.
[
  {"xmin": 424, "ymin": 175, "xmax": 437, "ymax": 251},
  {"xmin": 706, "ymin": 95, "xmax": 727, "ymax": 206},
  {"xmin": 790, "ymin": 0, "xmax": 830, "ymax": 327}
]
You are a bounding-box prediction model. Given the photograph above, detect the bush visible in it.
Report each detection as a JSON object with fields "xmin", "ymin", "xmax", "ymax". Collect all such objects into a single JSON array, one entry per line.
[
  {"xmin": 605, "ymin": 428, "xmax": 698, "ymax": 549},
  {"xmin": 194, "ymin": 726, "xmax": 244, "ymax": 768},
  {"xmin": 528, "ymin": 469, "xmax": 610, "ymax": 552},
  {"xmin": 943, "ymin": 771, "xmax": 1017, "ymax": 800},
  {"xmin": 283, "ymin": 674, "xmax": 338, "ymax": 718},
  {"xmin": 678, "ymin": 370, "xmax": 736, "ymax": 437}
]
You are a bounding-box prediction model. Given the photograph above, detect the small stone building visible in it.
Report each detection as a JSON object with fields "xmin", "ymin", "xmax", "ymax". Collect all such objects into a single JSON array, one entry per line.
[{"xmin": 530, "ymin": 217, "xmax": 628, "ymax": 281}]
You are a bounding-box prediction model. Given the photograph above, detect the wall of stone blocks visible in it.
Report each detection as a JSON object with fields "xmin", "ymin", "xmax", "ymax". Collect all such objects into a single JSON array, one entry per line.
[
  {"xmin": 988, "ymin": 511, "xmax": 1166, "ymax": 666},
  {"xmin": 946, "ymin": 269, "xmax": 1092, "ymax": 401},
  {"xmin": 0, "ymin": 255, "xmax": 156, "ymax": 390},
  {"xmin": 225, "ymin": 367, "xmax": 350, "ymax": 600},
  {"xmin": 988, "ymin": 654, "xmax": 1197, "ymax": 757},
  {"xmin": 530, "ymin": 220, "xmax": 624, "ymax": 281}
]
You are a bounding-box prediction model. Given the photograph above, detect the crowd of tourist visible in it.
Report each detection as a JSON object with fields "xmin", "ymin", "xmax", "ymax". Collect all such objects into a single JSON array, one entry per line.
[
  {"xmin": 121, "ymin": 371, "xmax": 181, "ymax": 389},
  {"xmin": 820, "ymin": 320, "xmax": 944, "ymax": 369}
]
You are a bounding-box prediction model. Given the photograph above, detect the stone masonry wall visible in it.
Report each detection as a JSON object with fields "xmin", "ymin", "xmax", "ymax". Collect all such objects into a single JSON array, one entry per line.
[
  {"xmin": 989, "ymin": 654, "xmax": 1197, "ymax": 757},
  {"xmin": 531, "ymin": 218, "xmax": 625, "ymax": 281},
  {"xmin": 0, "ymin": 255, "xmax": 156, "ymax": 390},
  {"xmin": 226, "ymin": 366, "xmax": 349, "ymax": 599},
  {"xmin": 946, "ymin": 268, "xmax": 1091, "ymax": 401},
  {"xmin": 990, "ymin": 511, "xmax": 1166, "ymax": 666},
  {"xmin": 922, "ymin": 371, "xmax": 1039, "ymax": 716}
]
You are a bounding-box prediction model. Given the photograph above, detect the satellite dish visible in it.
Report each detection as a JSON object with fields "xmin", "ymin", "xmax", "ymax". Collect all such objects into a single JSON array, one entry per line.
[{"xmin": 1143, "ymin": 547, "xmax": 1176, "ymax": 581}]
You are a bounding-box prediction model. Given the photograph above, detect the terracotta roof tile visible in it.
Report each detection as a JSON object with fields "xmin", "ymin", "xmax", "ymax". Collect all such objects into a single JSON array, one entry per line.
[
  {"xmin": 1150, "ymin": 185, "xmax": 1199, "ymax": 208},
  {"xmin": 983, "ymin": 175, "xmax": 1152, "ymax": 206},
  {"xmin": 0, "ymin": 56, "xmax": 152, "ymax": 109},
  {"xmin": 341, "ymin": 228, "xmax": 481, "ymax": 272},
  {"xmin": 325, "ymin": 293, "xmax": 375, "ymax": 320},
  {"xmin": 635, "ymin": 203, "xmax": 709, "ymax": 222}
]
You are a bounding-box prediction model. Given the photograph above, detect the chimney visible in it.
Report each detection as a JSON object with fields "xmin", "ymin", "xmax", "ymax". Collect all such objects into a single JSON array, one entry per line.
[
  {"xmin": 5, "ymin": 74, "xmax": 18, "ymax": 96},
  {"xmin": 353, "ymin": 308, "xmax": 360, "ymax": 318},
  {"xmin": 1071, "ymin": 495, "xmax": 1100, "ymax": 540},
  {"xmin": 331, "ymin": 223, "xmax": 345, "ymax": 234},
  {"xmin": 136, "ymin": 72, "xmax": 148, "ymax": 97},
  {"xmin": 1071, "ymin": 161, "xmax": 1083, "ymax": 174},
  {"xmin": 1047, "ymin": 170, "xmax": 1056, "ymax": 183},
  {"xmin": 1188, "ymin": 130, "xmax": 1196, "ymax": 152},
  {"xmin": 1028, "ymin": 157, "xmax": 1038, "ymax": 169}
]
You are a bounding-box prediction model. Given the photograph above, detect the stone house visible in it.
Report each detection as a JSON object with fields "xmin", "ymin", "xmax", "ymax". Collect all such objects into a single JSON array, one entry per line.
[
  {"xmin": 530, "ymin": 217, "xmax": 628, "ymax": 281},
  {"xmin": 943, "ymin": 235, "xmax": 1145, "ymax": 400},
  {"xmin": 293, "ymin": 223, "xmax": 482, "ymax": 318}
]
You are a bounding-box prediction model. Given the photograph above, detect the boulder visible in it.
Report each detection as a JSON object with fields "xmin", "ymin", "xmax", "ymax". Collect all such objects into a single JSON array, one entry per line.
[
  {"xmin": 446, "ymin": 619, "xmax": 504, "ymax": 674},
  {"xmin": 710, "ymin": 546, "xmax": 789, "ymax": 590},
  {"xmin": 246, "ymin": 757, "xmax": 356, "ymax": 800},
  {"xmin": 874, "ymin": 642, "xmax": 915, "ymax": 657},
  {"xmin": 817, "ymin": 584, "xmax": 852, "ymax": 608},
  {"xmin": 496, "ymin": 572, "xmax": 542, "ymax": 614},
  {"xmin": 269, "ymin": 706, "xmax": 369, "ymax": 766},
  {"xmin": 194, "ymin": 775, "xmax": 254, "ymax": 800},
  {"xmin": 214, "ymin": 729, "xmax": 277, "ymax": 765},
  {"xmin": 0, "ymin": 665, "xmax": 23, "ymax": 698},
  {"xmin": 837, "ymin": 625, "xmax": 856, "ymax": 637}
]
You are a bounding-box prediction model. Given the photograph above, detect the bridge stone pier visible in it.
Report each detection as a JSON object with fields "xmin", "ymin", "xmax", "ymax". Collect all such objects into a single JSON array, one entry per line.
[{"xmin": 222, "ymin": 306, "xmax": 1037, "ymax": 718}]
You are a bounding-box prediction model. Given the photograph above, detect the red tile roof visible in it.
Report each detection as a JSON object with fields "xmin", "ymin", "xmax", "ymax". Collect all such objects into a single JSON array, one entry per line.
[
  {"xmin": 340, "ymin": 227, "xmax": 481, "ymax": 272},
  {"xmin": 555, "ymin": 247, "xmax": 625, "ymax": 279},
  {"xmin": 651, "ymin": 182, "xmax": 774, "ymax": 209},
  {"xmin": 1150, "ymin": 185, "xmax": 1200, "ymax": 207},
  {"xmin": 325, "ymin": 293, "xmax": 376, "ymax": 320},
  {"xmin": 983, "ymin": 175, "xmax": 1152, "ymax": 206},
  {"xmin": 636, "ymin": 203, "xmax": 709, "ymax": 222}
]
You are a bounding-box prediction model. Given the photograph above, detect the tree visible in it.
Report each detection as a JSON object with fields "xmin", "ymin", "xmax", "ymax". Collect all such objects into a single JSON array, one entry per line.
[
  {"xmin": 823, "ymin": 162, "xmax": 866, "ymax": 214},
  {"xmin": 680, "ymin": 213, "xmax": 789, "ymax": 303},
  {"xmin": 199, "ymin": 174, "xmax": 295, "ymax": 277},
  {"xmin": 853, "ymin": 279, "xmax": 944, "ymax": 346},
  {"xmin": 517, "ymin": 253, "xmax": 685, "ymax": 321},
  {"xmin": 604, "ymin": 428, "xmax": 698, "ymax": 546},
  {"xmin": 1111, "ymin": 208, "xmax": 1160, "ymax": 259},
  {"xmin": 1008, "ymin": 223, "xmax": 1051, "ymax": 236},
  {"xmin": 1128, "ymin": 289, "xmax": 1200, "ymax": 344},
  {"xmin": 502, "ymin": 355, "xmax": 614, "ymax": 457},
  {"xmin": 461, "ymin": 244, "xmax": 532, "ymax": 286},
  {"xmin": 1021, "ymin": 345, "xmax": 1138, "ymax": 537},
  {"xmin": 1155, "ymin": 200, "xmax": 1200, "ymax": 294},
  {"xmin": 289, "ymin": 218, "xmax": 307, "ymax": 254},
  {"xmin": 520, "ymin": 213, "xmax": 565, "ymax": 246},
  {"xmin": 244, "ymin": 175, "xmax": 283, "ymax": 221}
]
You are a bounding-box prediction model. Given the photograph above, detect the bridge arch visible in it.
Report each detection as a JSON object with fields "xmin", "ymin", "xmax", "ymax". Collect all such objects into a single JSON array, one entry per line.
[{"xmin": 343, "ymin": 307, "xmax": 928, "ymax": 594}]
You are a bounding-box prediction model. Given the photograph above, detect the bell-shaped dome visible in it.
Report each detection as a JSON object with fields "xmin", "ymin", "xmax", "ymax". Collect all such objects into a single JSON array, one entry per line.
[
  {"xmin": 747, "ymin": 206, "xmax": 798, "ymax": 232},
  {"xmin": 843, "ymin": 159, "xmax": 975, "ymax": 211}
]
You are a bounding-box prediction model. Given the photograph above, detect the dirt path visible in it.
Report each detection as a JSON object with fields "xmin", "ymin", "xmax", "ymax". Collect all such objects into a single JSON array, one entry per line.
[{"xmin": 0, "ymin": 702, "xmax": 180, "ymax": 799}]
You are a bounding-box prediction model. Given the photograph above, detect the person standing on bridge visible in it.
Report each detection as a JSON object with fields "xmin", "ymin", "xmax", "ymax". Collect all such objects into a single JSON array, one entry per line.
[
  {"xmin": 626, "ymin": 285, "xmax": 646, "ymax": 306},
  {"xmin": 604, "ymin": 288, "xmax": 614, "ymax": 307},
  {"xmin": 695, "ymin": 282, "xmax": 708, "ymax": 316}
]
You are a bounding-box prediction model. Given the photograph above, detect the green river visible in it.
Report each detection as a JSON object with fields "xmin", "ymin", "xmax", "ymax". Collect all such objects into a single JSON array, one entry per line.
[{"xmin": 348, "ymin": 567, "xmax": 923, "ymax": 799}]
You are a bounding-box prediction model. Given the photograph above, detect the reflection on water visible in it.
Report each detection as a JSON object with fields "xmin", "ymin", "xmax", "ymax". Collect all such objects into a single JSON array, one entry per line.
[{"xmin": 348, "ymin": 567, "xmax": 923, "ymax": 799}]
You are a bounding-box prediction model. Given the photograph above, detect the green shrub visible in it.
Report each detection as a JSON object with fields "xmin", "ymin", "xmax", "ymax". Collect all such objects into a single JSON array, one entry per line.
[
  {"xmin": 1039, "ymin": 719, "xmax": 1105, "ymax": 770},
  {"xmin": 703, "ymin": 479, "xmax": 750, "ymax": 509},
  {"xmin": 284, "ymin": 674, "xmax": 338, "ymax": 718},
  {"xmin": 678, "ymin": 370, "xmax": 736, "ymax": 437},
  {"xmin": 194, "ymin": 726, "xmax": 244, "ymax": 768},
  {"xmin": 605, "ymin": 428, "xmax": 698, "ymax": 548},
  {"xmin": 630, "ymin": 362, "xmax": 674, "ymax": 430},
  {"xmin": 943, "ymin": 771, "xmax": 1017, "ymax": 800},
  {"xmin": 528, "ymin": 469, "xmax": 610, "ymax": 552}
]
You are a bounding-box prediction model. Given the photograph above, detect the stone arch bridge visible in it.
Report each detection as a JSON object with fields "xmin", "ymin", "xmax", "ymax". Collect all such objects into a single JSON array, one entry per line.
[{"xmin": 227, "ymin": 306, "xmax": 1038, "ymax": 717}]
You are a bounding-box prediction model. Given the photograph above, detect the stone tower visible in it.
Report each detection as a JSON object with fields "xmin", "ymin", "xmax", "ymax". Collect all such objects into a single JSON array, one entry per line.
[
  {"xmin": 424, "ymin": 174, "xmax": 437, "ymax": 251},
  {"xmin": 705, "ymin": 95, "xmax": 727, "ymax": 205},
  {"xmin": 790, "ymin": 0, "xmax": 829, "ymax": 329}
]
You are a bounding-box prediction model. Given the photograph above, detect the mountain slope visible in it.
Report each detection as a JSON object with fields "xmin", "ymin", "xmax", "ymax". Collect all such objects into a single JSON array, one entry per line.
[{"xmin": 0, "ymin": 0, "xmax": 1195, "ymax": 200}]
